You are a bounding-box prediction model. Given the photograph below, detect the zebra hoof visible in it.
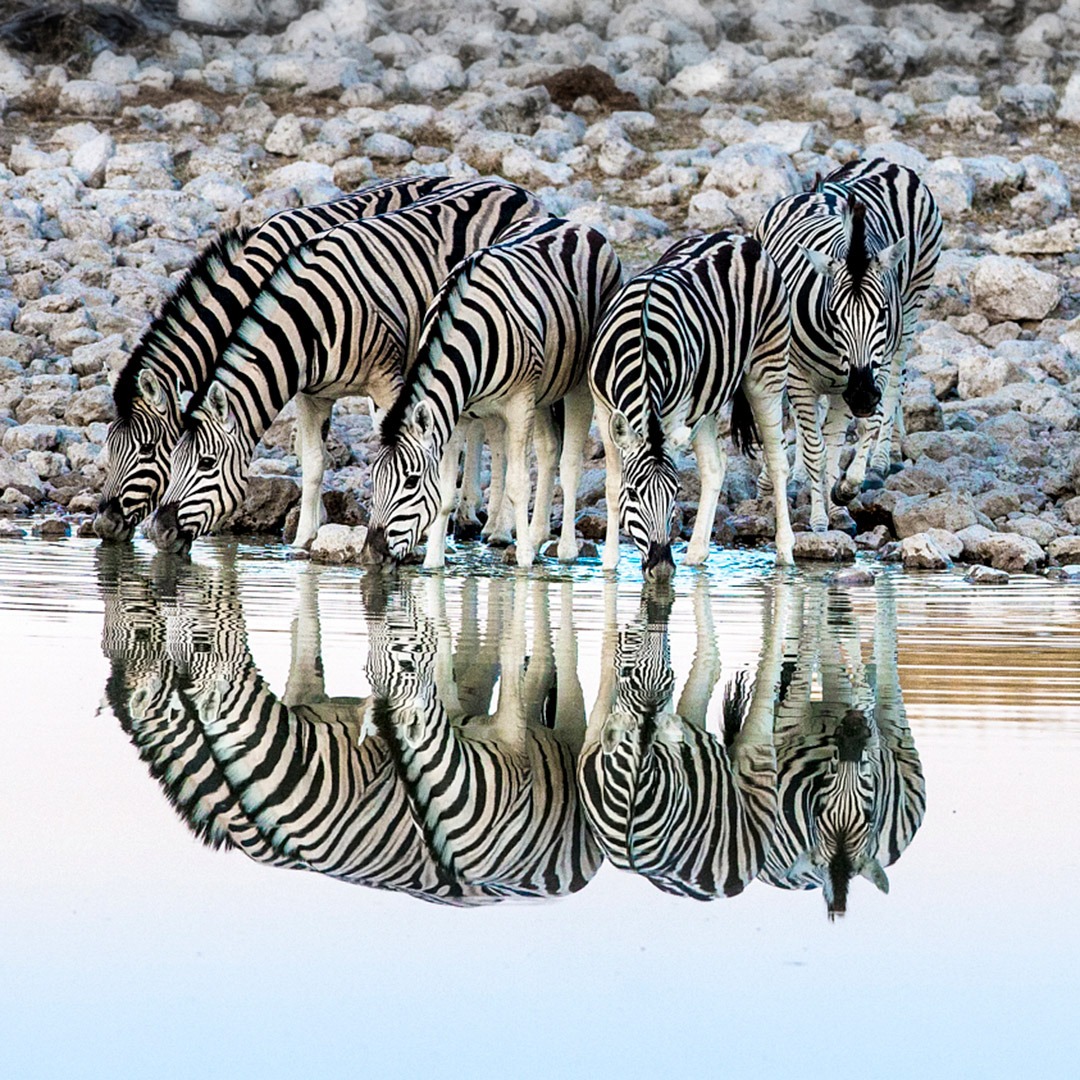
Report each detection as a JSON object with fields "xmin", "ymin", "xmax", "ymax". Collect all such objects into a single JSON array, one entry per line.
[
  {"xmin": 861, "ymin": 468, "xmax": 887, "ymax": 492},
  {"xmin": 830, "ymin": 479, "xmax": 859, "ymax": 507},
  {"xmin": 888, "ymin": 461, "xmax": 904, "ymax": 476}
]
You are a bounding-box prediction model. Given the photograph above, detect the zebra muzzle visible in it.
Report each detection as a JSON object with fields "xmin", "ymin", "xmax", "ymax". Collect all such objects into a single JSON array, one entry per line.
[
  {"xmin": 842, "ymin": 367, "xmax": 881, "ymax": 419},
  {"xmin": 643, "ymin": 541, "xmax": 675, "ymax": 581},
  {"xmin": 93, "ymin": 498, "xmax": 136, "ymax": 543},
  {"xmin": 147, "ymin": 503, "xmax": 192, "ymax": 557},
  {"xmin": 361, "ymin": 525, "xmax": 398, "ymax": 568}
]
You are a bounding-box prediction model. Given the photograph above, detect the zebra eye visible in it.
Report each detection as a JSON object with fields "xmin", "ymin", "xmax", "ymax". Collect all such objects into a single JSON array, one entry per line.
[
  {"xmin": 198, "ymin": 455, "xmax": 216, "ymax": 472},
  {"xmin": 139, "ymin": 442, "xmax": 155, "ymax": 459},
  {"xmin": 625, "ymin": 485, "xmax": 638, "ymax": 501},
  {"xmin": 402, "ymin": 473, "xmax": 421, "ymax": 492}
]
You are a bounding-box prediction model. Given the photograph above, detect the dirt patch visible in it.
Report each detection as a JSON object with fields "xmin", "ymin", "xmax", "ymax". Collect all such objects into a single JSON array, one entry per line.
[{"xmin": 535, "ymin": 65, "xmax": 641, "ymax": 113}]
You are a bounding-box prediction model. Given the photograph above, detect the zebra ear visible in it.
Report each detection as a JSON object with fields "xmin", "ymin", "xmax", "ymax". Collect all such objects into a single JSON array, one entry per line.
[
  {"xmin": 609, "ymin": 410, "xmax": 642, "ymax": 453},
  {"xmin": 137, "ymin": 369, "xmax": 168, "ymax": 413},
  {"xmin": 874, "ymin": 238, "xmax": 906, "ymax": 275},
  {"xmin": 205, "ymin": 381, "xmax": 233, "ymax": 430},
  {"xmin": 409, "ymin": 401, "xmax": 436, "ymax": 447},
  {"xmin": 860, "ymin": 858, "xmax": 890, "ymax": 894},
  {"xmin": 799, "ymin": 246, "xmax": 839, "ymax": 279}
]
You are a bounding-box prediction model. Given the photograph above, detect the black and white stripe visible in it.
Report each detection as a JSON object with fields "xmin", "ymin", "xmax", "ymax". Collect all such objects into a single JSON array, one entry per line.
[
  {"xmin": 758, "ymin": 578, "xmax": 926, "ymax": 918},
  {"xmin": 364, "ymin": 215, "xmax": 622, "ymax": 569},
  {"xmin": 588, "ymin": 231, "xmax": 792, "ymax": 579},
  {"xmin": 754, "ymin": 158, "xmax": 942, "ymax": 531},
  {"xmin": 146, "ymin": 180, "xmax": 542, "ymax": 555},
  {"xmin": 96, "ymin": 175, "xmax": 465, "ymax": 543},
  {"xmin": 577, "ymin": 581, "xmax": 787, "ymax": 900}
]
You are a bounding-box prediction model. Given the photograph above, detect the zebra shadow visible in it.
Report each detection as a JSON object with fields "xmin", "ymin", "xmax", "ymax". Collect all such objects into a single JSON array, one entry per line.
[
  {"xmin": 364, "ymin": 575, "xmax": 602, "ymax": 901},
  {"xmin": 578, "ymin": 576, "xmax": 790, "ymax": 900},
  {"xmin": 759, "ymin": 574, "xmax": 926, "ymax": 919}
]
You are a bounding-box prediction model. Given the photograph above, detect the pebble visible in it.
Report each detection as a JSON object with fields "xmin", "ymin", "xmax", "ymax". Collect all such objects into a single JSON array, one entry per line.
[{"xmin": 965, "ymin": 565, "xmax": 1010, "ymax": 585}]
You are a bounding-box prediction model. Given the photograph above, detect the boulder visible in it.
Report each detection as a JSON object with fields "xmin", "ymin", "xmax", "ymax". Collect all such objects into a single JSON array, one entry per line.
[
  {"xmin": 1047, "ymin": 536, "xmax": 1080, "ymax": 566},
  {"xmin": 226, "ymin": 476, "xmax": 301, "ymax": 534},
  {"xmin": 793, "ymin": 530, "xmax": 856, "ymax": 562},
  {"xmin": 309, "ymin": 523, "xmax": 370, "ymax": 564},
  {"xmin": 969, "ymin": 256, "xmax": 1061, "ymax": 322},
  {"xmin": 892, "ymin": 491, "xmax": 978, "ymax": 538},
  {"xmin": 956, "ymin": 524, "xmax": 1046, "ymax": 572},
  {"xmin": 965, "ymin": 565, "xmax": 1010, "ymax": 585},
  {"xmin": 900, "ymin": 532, "xmax": 953, "ymax": 570}
]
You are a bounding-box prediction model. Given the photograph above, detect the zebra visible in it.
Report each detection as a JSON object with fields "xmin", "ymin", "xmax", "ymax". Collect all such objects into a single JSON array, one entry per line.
[
  {"xmin": 362, "ymin": 215, "xmax": 622, "ymax": 570},
  {"xmin": 144, "ymin": 180, "xmax": 542, "ymax": 556},
  {"xmin": 588, "ymin": 231, "xmax": 793, "ymax": 580},
  {"xmin": 758, "ymin": 575, "xmax": 926, "ymax": 919},
  {"xmin": 95, "ymin": 175, "xmax": 524, "ymax": 548},
  {"xmin": 754, "ymin": 158, "xmax": 942, "ymax": 531},
  {"xmin": 364, "ymin": 574, "xmax": 602, "ymax": 899},
  {"xmin": 98, "ymin": 549, "xmax": 304, "ymax": 867},
  {"xmin": 577, "ymin": 577, "xmax": 789, "ymax": 900}
]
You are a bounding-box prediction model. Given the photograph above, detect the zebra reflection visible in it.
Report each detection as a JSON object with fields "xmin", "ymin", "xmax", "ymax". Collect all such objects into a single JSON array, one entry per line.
[
  {"xmin": 760, "ymin": 576, "xmax": 926, "ymax": 918},
  {"xmin": 365, "ymin": 576, "xmax": 601, "ymax": 899},
  {"xmin": 578, "ymin": 578, "xmax": 789, "ymax": 899}
]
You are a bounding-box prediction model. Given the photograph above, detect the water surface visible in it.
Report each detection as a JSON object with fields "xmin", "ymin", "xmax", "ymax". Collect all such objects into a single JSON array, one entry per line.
[{"xmin": 1, "ymin": 536, "xmax": 1078, "ymax": 1079}]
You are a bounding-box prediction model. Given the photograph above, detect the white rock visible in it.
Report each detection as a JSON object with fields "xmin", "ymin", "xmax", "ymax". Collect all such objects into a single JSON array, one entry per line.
[
  {"xmin": 900, "ymin": 532, "xmax": 953, "ymax": 570},
  {"xmin": 9, "ymin": 141, "xmax": 68, "ymax": 174},
  {"xmin": 969, "ymin": 256, "xmax": 1062, "ymax": 323},
  {"xmin": 597, "ymin": 137, "xmax": 645, "ymax": 178},
  {"xmin": 55, "ymin": 81, "xmax": 120, "ymax": 119},
  {"xmin": 924, "ymin": 163, "xmax": 973, "ymax": 219},
  {"xmin": 1011, "ymin": 156, "xmax": 1071, "ymax": 225},
  {"xmin": 957, "ymin": 351, "xmax": 1030, "ymax": 399},
  {"xmin": 104, "ymin": 141, "xmax": 176, "ymax": 191},
  {"xmin": 266, "ymin": 114, "xmax": 306, "ymax": 156},
  {"xmin": 363, "ymin": 133, "xmax": 413, "ymax": 163},
  {"xmin": 309, "ymin": 523, "xmax": 369, "ymax": 564},
  {"xmin": 405, "ymin": 54, "xmax": 465, "ymax": 95},
  {"xmin": 89, "ymin": 51, "xmax": 139, "ymax": 86},
  {"xmin": 700, "ymin": 143, "xmax": 800, "ymax": 229},
  {"xmin": 1057, "ymin": 71, "xmax": 1080, "ymax": 124},
  {"xmin": 183, "ymin": 174, "xmax": 251, "ymax": 211},
  {"xmin": 500, "ymin": 146, "xmax": 572, "ymax": 187},
  {"xmin": 70, "ymin": 133, "xmax": 115, "ymax": 188},
  {"xmin": 258, "ymin": 161, "xmax": 341, "ymax": 204},
  {"xmin": 686, "ymin": 189, "xmax": 739, "ymax": 231}
]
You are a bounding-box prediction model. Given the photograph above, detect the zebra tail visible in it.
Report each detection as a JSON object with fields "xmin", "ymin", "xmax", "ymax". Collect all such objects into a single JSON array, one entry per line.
[{"xmin": 730, "ymin": 383, "xmax": 760, "ymax": 459}]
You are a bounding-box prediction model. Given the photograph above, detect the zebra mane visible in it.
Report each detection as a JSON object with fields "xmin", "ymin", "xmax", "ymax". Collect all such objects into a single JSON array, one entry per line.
[
  {"xmin": 380, "ymin": 254, "xmax": 479, "ymax": 449},
  {"xmin": 113, "ymin": 228, "xmax": 252, "ymax": 421},
  {"xmin": 640, "ymin": 271, "xmax": 670, "ymax": 460},
  {"xmin": 722, "ymin": 671, "xmax": 750, "ymax": 749},
  {"xmin": 845, "ymin": 198, "xmax": 871, "ymax": 285}
]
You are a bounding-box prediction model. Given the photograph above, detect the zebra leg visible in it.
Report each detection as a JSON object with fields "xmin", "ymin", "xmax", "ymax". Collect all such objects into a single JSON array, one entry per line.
[
  {"xmin": 423, "ymin": 428, "xmax": 466, "ymax": 570},
  {"xmin": 555, "ymin": 382, "xmax": 593, "ymax": 563},
  {"xmin": 292, "ymin": 394, "xmax": 333, "ymax": 548},
  {"xmin": 282, "ymin": 566, "xmax": 328, "ymax": 706},
  {"xmin": 745, "ymin": 375, "xmax": 794, "ymax": 566},
  {"xmin": 684, "ymin": 414, "xmax": 726, "ymax": 566},
  {"xmin": 675, "ymin": 577, "xmax": 722, "ymax": 725},
  {"xmin": 553, "ymin": 579, "xmax": 586, "ymax": 756},
  {"xmin": 521, "ymin": 578, "xmax": 555, "ymax": 718},
  {"xmin": 455, "ymin": 419, "xmax": 486, "ymax": 542},
  {"xmin": 788, "ymin": 380, "xmax": 829, "ymax": 532},
  {"xmin": 529, "ymin": 406, "xmax": 559, "ymax": 550},
  {"xmin": 867, "ymin": 343, "xmax": 909, "ymax": 481},
  {"xmin": 595, "ymin": 400, "xmax": 624, "ymax": 571},
  {"xmin": 822, "ymin": 396, "xmax": 854, "ymax": 520},
  {"xmin": 483, "ymin": 417, "xmax": 514, "ymax": 547},
  {"xmin": 503, "ymin": 396, "xmax": 538, "ymax": 567}
]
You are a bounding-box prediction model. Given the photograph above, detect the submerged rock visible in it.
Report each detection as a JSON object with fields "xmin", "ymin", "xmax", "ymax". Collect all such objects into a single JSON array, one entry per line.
[{"xmin": 965, "ymin": 564, "xmax": 1010, "ymax": 585}]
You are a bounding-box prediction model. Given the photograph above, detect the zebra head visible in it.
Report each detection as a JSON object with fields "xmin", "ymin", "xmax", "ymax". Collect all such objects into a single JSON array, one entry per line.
[
  {"xmin": 147, "ymin": 381, "xmax": 252, "ymax": 556},
  {"xmin": 364, "ymin": 401, "xmax": 442, "ymax": 567},
  {"xmin": 800, "ymin": 198, "xmax": 906, "ymax": 419},
  {"xmin": 96, "ymin": 369, "xmax": 189, "ymax": 542},
  {"xmin": 609, "ymin": 409, "xmax": 682, "ymax": 581}
]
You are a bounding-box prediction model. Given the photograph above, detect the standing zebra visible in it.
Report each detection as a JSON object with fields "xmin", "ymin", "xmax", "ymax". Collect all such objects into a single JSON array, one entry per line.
[
  {"xmin": 363, "ymin": 216, "xmax": 622, "ymax": 569},
  {"xmin": 145, "ymin": 181, "xmax": 542, "ymax": 556},
  {"xmin": 577, "ymin": 578, "xmax": 788, "ymax": 900},
  {"xmin": 754, "ymin": 158, "xmax": 942, "ymax": 531},
  {"xmin": 758, "ymin": 576, "xmax": 926, "ymax": 918},
  {"xmin": 95, "ymin": 175, "xmax": 470, "ymax": 544},
  {"xmin": 364, "ymin": 574, "xmax": 602, "ymax": 899},
  {"xmin": 588, "ymin": 231, "xmax": 793, "ymax": 579}
]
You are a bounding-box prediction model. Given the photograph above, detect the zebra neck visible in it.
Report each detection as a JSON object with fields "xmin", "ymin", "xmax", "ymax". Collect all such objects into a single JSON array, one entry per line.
[{"xmin": 403, "ymin": 367, "xmax": 474, "ymax": 456}]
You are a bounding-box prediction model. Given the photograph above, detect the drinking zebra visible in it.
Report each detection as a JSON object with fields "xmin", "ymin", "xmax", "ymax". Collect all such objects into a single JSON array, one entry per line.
[
  {"xmin": 754, "ymin": 158, "xmax": 942, "ymax": 531},
  {"xmin": 365, "ymin": 574, "xmax": 602, "ymax": 899},
  {"xmin": 577, "ymin": 578, "xmax": 789, "ymax": 900},
  {"xmin": 588, "ymin": 231, "xmax": 793, "ymax": 579},
  {"xmin": 363, "ymin": 215, "xmax": 622, "ymax": 569},
  {"xmin": 95, "ymin": 175, "xmax": 473, "ymax": 545},
  {"xmin": 758, "ymin": 576, "xmax": 926, "ymax": 918},
  {"xmin": 144, "ymin": 181, "xmax": 541, "ymax": 556}
]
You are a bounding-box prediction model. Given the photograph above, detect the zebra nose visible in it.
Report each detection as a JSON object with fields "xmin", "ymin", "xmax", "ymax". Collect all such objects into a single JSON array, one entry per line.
[
  {"xmin": 842, "ymin": 367, "xmax": 881, "ymax": 419},
  {"xmin": 149, "ymin": 503, "xmax": 192, "ymax": 556},
  {"xmin": 643, "ymin": 541, "xmax": 675, "ymax": 581},
  {"xmin": 93, "ymin": 498, "xmax": 135, "ymax": 542},
  {"xmin": 361, "ymin": 525, "xmax": 395, "ymax": 567}
]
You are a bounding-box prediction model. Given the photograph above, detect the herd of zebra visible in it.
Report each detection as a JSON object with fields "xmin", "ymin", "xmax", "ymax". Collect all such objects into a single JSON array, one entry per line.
[
  {"xmin": 99, "ymin": 551, "xmax": 925, "ymax": 916},
  {"xmin": 93, "ymin": 161, "xmax": 942, "ymax": 577}
]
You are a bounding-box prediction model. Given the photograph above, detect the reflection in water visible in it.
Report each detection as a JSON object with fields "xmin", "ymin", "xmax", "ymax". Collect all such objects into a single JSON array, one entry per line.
[
  {"xmin": 578, "ymin": 578, "xmax": 787, "ymax": 900},
  {"xmin": 98, "ymin": 553, "xmax": 923, "ymax": 912},
  {"xmin": 759, "ymin": 578, "xmax": 926, "ymax": 918}
]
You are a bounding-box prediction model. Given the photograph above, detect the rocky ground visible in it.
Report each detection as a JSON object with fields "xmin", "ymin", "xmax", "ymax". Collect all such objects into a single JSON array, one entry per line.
[{"xmin": 1, "ymin": 0, "xmax": 1080, "ymax": 578}]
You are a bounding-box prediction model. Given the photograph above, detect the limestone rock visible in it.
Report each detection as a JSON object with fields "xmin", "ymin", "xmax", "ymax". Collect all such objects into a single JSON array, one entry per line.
[
  {"xmin": 965, "ymin": 565, "xmax": 1010, "ymax": 585},
  {"xmin": 309, "ymin": 523, "xmax": 370, "ymax": 563},
  {"xmin": 793, "ymin": 531, "xmax": 856, "ymax": 562},
  {"xmin": 1047, "ymin": 536, "xmax": 1080, "ymax": 566},
  {"xmin": 969, "ymin": 256, "xmax": 1061, "ymax": 323},
  {"xmin": 900, "ymin": 532, "xmax": 953, "ymax": 570},
  {"xmin": 892, "ymin": 492, "xmax": 978, "ymax": 539}
]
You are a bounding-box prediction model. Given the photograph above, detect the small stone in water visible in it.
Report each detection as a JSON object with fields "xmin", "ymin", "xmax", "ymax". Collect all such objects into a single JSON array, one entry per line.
[
  {"xmin": 579, "ymin": 540, "xmax": 599, "ymax": 559},
  {"xmin": 828, "ymin": 566, "xmax": 876, "ymax": 587},
  {"xmin": 34, "ymin": 517, "xmax": 70, "ymax": 538},
  {"xmin": 1045, "ymin": 565, "xmax": 1080, "ymax": 583},
  {"xmin": 965, "ymin": 564, "xmax": 1010, "ymax": 585}
]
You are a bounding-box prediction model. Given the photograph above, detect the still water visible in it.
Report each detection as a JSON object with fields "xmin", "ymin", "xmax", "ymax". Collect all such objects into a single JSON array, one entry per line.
[{"xmin": 1, "ymin": 536, "xmax": 1078, "ymax": 1079}]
